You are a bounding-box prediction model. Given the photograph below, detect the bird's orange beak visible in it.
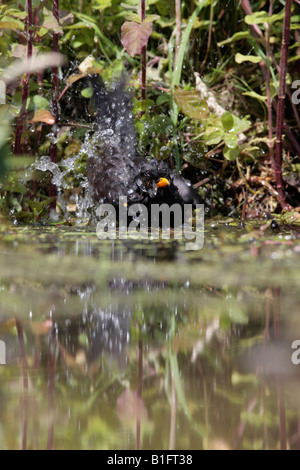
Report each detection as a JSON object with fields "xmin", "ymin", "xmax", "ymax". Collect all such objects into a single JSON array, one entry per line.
[{"xmin": 157, "ymin": 177, "xmax": 169, "ymax": 188}]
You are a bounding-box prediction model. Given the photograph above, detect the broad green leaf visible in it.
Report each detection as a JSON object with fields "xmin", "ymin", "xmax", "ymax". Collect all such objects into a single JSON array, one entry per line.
[
  {"xmin": 33, "ymin": 95, "xmax": 49, "ymax": 110},
  {"xmin": 150, "ymin": 115, "xmax": 173, "ymax": 134},
  {"xmin": 5, "ymin": 156, "xmax": 35, "ymax": 168},
  {"xmin": 81, "ymin": 87, "xmax": 93, "ymax": 98},
  {"xmin": 0, "ymin": 20, "xmax": 24, "ymax": 31},
  {"xmin": 173, "ymin": 89, "xmax": 209, "ymax": 120},
  {"xmin": 224, "ymin": 133, "xmax": 238, "ymax": 149},
  {"xmin": 235, "ymin": 53, "xmax": 261, "ymax": 64},
  {"xmin": 231, "ymin": 115, "xmax": 251, "ymax": 134},
  {"xmin": 223, "ymin": 145, "xmax": 240, "ymax": 161},
  {"xmin": 156, "ymin": 94, "xmax": 170, "ymax": 106},
  {"xmin": 205, "ymin": 129, "xmax": 224, "ymax": 146},
  {"xmin": 8, "ymin": 10, "xmax": 27, "ymax": 20},
  {"xmin": 222, "ymin": 112, "xmax": 234, "ymax": 131},
  {"xmin": 139, "ymin": 99, "xmax": 155, "ymax": 111}
]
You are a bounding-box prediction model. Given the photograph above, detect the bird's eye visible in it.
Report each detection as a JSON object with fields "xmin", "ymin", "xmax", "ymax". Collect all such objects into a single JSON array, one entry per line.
[{"xmin": 148, "ymin": 181, "xmax": 158, "ymax": 198}]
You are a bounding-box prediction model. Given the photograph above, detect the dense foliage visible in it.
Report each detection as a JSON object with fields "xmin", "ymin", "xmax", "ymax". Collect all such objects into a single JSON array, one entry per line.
[{"xmin": 0, "ymin": 0, "xmax": 299, "ymax": 223}]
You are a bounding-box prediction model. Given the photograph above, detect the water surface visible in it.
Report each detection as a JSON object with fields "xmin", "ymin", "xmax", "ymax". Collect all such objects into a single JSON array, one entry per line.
[{"xmin": 0, "ymin": 220, "xmax": 300, "ymax": 450}]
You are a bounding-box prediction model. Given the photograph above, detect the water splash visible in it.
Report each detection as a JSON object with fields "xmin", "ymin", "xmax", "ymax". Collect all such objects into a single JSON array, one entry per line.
[{"xmin": 34, "ymin": 131, "xmax": 98, "ymax": 224}]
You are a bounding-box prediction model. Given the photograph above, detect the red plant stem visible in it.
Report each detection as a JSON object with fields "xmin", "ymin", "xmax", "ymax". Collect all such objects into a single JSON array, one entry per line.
[
  {"xmin": 14, "ymin": 0, "xmax": 33, "ymax": 155},
  {"xmin": 50, "ymin": 0, "xmax": 60, "ymax": 164},
  {"xmin": 136, "ymin": 339, "xmax": 143, "ymax": 451},
  {"xmin": 141, "ymin": 0, "xmax": 146, "ymax": 100},
  {"xmin": 15, "ymin": 319, "xmax": 28, "ymax": 390},
  {"xmin": 241, "ymin": 0, "xmax": 295, "ymax": 207},
  {"xmin": 265, "ymin": 1, "xmax": 275, "ymax": 172},
  {"xmin": 49, "ymin": 0, "xmax": 60, "ymax": 205},
  {"xmin": 283, "ymin": 122, "xmax": 300, "ymax": 156},
  {"xmin": 15, "ymin": 319, "xmax": 28, "ymax": 450},
  {"xmin": 47, "ymin": 329, "xmax": 56, "ymax": 450},
  {"xmin": 240, "ymin": 0, "xmax": 264, "ymax": 39},
  {"xmin": 175, "ymin": 0, "xmax": 181, "ymax": 65},
  {"xmin": 275, "ymin": 0, "xmax": 293, "ymax": 209},
  {"xmin": 241, "ymin": 0, "xmax": 300, "ymax": 135}
]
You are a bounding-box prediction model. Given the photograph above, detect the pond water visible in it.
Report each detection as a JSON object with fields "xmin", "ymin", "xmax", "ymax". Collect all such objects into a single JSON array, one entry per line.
[{"xmin": 0, "ymin": 219, "xmax": 300, "ymax": 450}]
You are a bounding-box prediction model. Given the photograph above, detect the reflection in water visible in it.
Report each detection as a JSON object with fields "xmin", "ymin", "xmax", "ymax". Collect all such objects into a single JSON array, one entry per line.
[{"xmin": 0, "ymin": 227, "xmax": 300, "ymax": 450}]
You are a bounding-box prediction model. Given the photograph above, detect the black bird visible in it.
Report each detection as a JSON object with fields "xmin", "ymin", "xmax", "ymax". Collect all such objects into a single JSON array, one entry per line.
[{"xmin": 86, "ymin": 75, "xmax": 202, "ymax": 225}]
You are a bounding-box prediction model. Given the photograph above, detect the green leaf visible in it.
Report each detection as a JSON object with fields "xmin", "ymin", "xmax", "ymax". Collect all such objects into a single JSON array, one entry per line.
[
  {"xmin": 231, "ymin": 115, "xmax": 252, "ymax": 134},
  {"xmin": 205, "ymin": 129, "xmax": 224, "ymax": 146},
  {"xmin": 242, "ymin": 91, "xmax": 267, "ymax": 103},
  {"xmin": 224, "ymin": 133, "xmax": 238, "ymax": 149},
  {"xmin": 223, "ymin": 145, "xmax": 240, "ymax": 161},
  {"xmin": 217, "ymin": 31, "xmax": 251, "ymax": 47},
  {"xmin": 144, "ymin": 15, "xmax": 160, "ymax": 23},
  {"xmin": 222, "ymin": 112, "xmax": 234, "ymax": 132},
  {"xmin": 173, "ymin": 89, "xmax": 209, "ymax": 120},
  {"xmin": 81, "ymin": 87, "xmax": 93, "ymax": 98},
  {"xmin": 156, "ymin": 94, "xmax": 170, "ymax": 106},
  {"xmin": 151, "ymin": 115, "xmax": 173, "ymax": 134},
  {"xmin": 0, "ymin": 20, "xmax": 24, "ymax": 31},
  {"xmin": 93, "ymin": 0, "xmax": 112, "ymax": 10},
  {"xmin": 33, "ymin": 95, "xmax": 50, "ymax": 110},
  {"xmin": 245, "ymin": 9, "xmax": 284, "ymax": 25},
  {"xmin": 1, "ymin": 181, "xmax": 28, "ymax": 194},
  {"xmin": 139, "ymin": 99, "xmax": 155, "ymax": 111},
  {"xmin": 245, "ymin": 11, "xmax": 269, "ymax": 25},
  {"xmin": 235, "ymin": 53, "xmax": 261, "ymax": 64},
  {"xmin": 5, "ymin": 156, "xmax": 35, "ymax": 169},
  {"xmin": 125, "ymin": 13, "xmax": 142, "ymax": 23}
]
